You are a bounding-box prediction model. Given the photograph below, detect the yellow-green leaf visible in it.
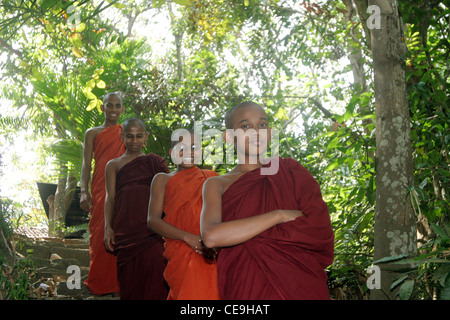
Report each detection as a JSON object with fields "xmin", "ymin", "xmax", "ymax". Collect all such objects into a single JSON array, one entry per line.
[
  {"xmin": 19, "ymin": 60, "xmax": 31, "ymax": 68},
  {"xmin": 274, "ymin": 107, "xmax": 289, "ymax": 120},
  {"xmin": 75, "ymin": 22, "xmax": 86, "ymax": 33},
  {"xmin": 113, "ymin": 3, "xmax": 127, "ymax": 9},
  {"xmin": 86, "ymin": 99, "xmax": 97, "ymax": 111},
  {"xmin": 325, "ymin": 161, "xmax": 339, "ymax": 171},
  {"xmin": 326, "ymin": 136, "xmax": 340, "ymax": 151},
  {"xmin": 83, "ymin": 90, "xmax": 96, "ymax": 100},
  {"xmin": 31, "ymin": 67, "xmax": 44, "ymax": 81},
  {"xmin": 173, "ymin": 0, "xmax": 189, "ymax": 5},
  {"xmin": 39, "ymin": 49, "xmax": 49, "ymax": 58},
  {"xmin": 153, "ymin": 0, "xmax": 165, "ymax": 8},
  {"xmin": 86, "ymin": 79, "xmax": 96, "ymax": 89},
  {"xmin": 96, "ymin": 80, "xmax": 106, "ymax": 89},
  {"xmin": 72, "ymin": 46, "xmax": 83, "ymax": 58}
]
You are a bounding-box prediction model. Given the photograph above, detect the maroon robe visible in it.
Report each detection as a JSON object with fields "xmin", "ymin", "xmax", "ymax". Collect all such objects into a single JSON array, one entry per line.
[
  {"xmin": 112, "ymin": 153, "xmax": 169, "ymax": 300},
  {"xmin": 217, "ymin": 157, "xmax": 334, "ymax": 300}
]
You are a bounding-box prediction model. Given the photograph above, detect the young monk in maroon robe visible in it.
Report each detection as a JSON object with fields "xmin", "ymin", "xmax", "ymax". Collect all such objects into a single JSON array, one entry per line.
[
  {"xmin": 104, "ymin": 117, "xmax": 169, "ymax": 300},
  {"xmin": 201, "ymin": 101, "xmax": 334, "ymax": 300},
  {"xmin": 148, "ymin": 129, "xmax": 220, "ymax": 300},
  {"xmin": 80, "ymin": 92, "xmax": 125, "ymax": 296}
]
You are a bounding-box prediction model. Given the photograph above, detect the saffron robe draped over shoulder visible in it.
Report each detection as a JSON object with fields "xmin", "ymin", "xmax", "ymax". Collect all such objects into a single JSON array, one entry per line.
[
  {"xmin": 217, "ymin": 157, "xmax": 334, "ymax": 300},
  {"xmin": 112, "ymin": 153, "xmax": 169, "ymax": 300},
  {"xmin": 84, "ymin": 124, "xmax": 125, "ymax": 295},
  {"xmin": 163, "ymin": 166, "xmax": 220, "ymax": 300}
]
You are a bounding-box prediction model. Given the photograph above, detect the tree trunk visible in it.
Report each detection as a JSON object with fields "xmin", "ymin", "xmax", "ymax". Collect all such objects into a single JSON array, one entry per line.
[
  {"xmin": 368, "ymin": 0, "xmax": 417, "ymax": 299},
  {"xmin": 0, "ymin": 228, "xmax": 14, "ymax": 265},
  {"xmin": 342, "ymin": 0, "xmax": 367, "ymax": 93},
  {"xmin": 48, "ymin": 165, "xmax": 77, "ymax": 237}
]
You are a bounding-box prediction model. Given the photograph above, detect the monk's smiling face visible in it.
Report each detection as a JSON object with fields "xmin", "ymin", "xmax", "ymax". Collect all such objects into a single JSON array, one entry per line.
[
  {"xmin": 171, "ymin": 133, "xmax": 202, "ymax": 169},
  {"xmin": 122, "ymin": 125, "xmax": 147, "ymax": 154},
  {"xmin": 227, "ymin": 103, "xmax": 271, "ymax": 161},
  {"xmin": 101, "ymin": 93, "xmax": 124, "ymax": 123}
]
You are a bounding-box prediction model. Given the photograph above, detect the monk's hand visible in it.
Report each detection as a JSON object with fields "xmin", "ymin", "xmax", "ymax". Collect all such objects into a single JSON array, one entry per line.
[
  {"xmin": 277, "ymin": 209, "xmax": 304, "ymax": 223},
  {"xmin": 185, "ymin": 234, "xmax": 204, "ymax": 254},
  {"xmin": 202, "ymin": 244, "xmax": 219, "ymax": 264},
  {"xmin": 80, "ymin": 191, "xmax": 92, "ymax": 212},
  {"xmin": 104, "ymin": 226, "xmax": 115, "ymax": 253}
]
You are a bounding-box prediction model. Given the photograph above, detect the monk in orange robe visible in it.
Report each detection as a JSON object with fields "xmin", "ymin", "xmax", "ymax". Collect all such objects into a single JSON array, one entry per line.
[
  {"xmin": 80, "ymin": 93, "xmax": 125, "ymax": 295},
  {"xmin": 148, "ymin": 129, "xmax": 220, "ymax": 300}
]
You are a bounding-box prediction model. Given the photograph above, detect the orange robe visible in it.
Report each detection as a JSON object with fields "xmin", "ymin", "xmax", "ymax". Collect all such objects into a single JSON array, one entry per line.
[
  {"xmin": 163, "ymin": 166, "xmax": 220, "ymax": 300},
  {"xmin": 84, "ymin": 124, "xmax": 124, "ymax": 295}
]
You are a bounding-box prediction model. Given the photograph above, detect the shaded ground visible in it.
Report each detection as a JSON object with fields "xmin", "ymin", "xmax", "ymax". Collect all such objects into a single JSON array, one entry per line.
[{"xmin": 11, "ymin": 226, "xmax": 117, "ymax": 300}]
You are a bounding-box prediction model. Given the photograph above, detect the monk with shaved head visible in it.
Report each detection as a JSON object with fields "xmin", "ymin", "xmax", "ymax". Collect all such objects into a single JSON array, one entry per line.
[
  {"xmin": 81, "ymin": 92, "xmax": 125, "ymax": 296},
  {"xmin": 201, "ymin": 101, "xmax": 334, "ymax": 299},
  {"xmin": 104, "ymin": 117, "xmax": 169, "ymax": 299}
]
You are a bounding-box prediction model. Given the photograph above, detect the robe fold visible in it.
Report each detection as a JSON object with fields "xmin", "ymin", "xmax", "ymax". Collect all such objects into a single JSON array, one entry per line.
[
  {"xmin": 163, "ymin": 166, "xmax": 220, "ymax": 300},
  {"xmin": 112, "ymin": 153, "xmax": 169, "ymax": 300},
  {"xmin": 217, "ymin": 157, "xmax": 334, "ymax": 300},
  {"xmin": 84, "ymin": 124, "xmax": 124, "ymax": 295}
]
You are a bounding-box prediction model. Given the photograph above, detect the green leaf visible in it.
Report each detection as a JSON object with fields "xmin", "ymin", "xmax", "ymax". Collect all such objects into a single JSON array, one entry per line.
[
  {"xmin": 72, "ymin": 46, "xmax": 83, "ymax": 58},
  {"xmin": 31, "ymin": 67, "xmax": 44, "ymax": 81},
  {"xmin": 373, "ymin": 254, "xmax": 409, "ymax": 264},
  {"xmin": 173, "ymin": 0, "xmax": 189, "ymax": 5},
  {"xmin": 418, "ymin": 178, "xmax": 428, "ymax": 189},
  {"xmin": 399, "ymin": 279, "xmax": 414, "ymax": 300},
  {"xmin": 432, "ymin": 265, "xmax": 450, "ymax": 288},
  {"xmin": 441, "ymin": 281, "xmax": 450, "ymax": 300},
  {"xmin": 325, "ymin": 160, "xmax": 339, "ymax": 171},
  {"xmin": 153, "ymin": 0, "xmax": 165, "ymax": 8},
  {"xmin": 39, "ymin": 48, "xmax": 49, "ymax": 58},
  {"xmin": 19, "ymin": 60, "xmax": 31, "ymax": 68},
  {"xmin": 326, "ymin": 136, "xmax": 340, "ymax": 151},
  {"xmin": 113, "ymin": 2, "xmax": 127, "ymax": 9},
  {"xmin": 391, "ymin": 274, "xmax": 408, "ymax": 290},
  {"xmin": 431, "ymin": 223, "xmax": 449, "ymax": 240}
]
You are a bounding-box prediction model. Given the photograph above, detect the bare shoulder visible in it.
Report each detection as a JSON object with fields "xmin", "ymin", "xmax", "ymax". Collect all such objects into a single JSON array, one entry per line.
[
  {"xmin": 152, "ymin": 171, "xmax": 174, "ymax": 186},
  {"xmin": 105, "ymin": 157, "xmax": 120, "ymax": 171},
  {"xmin": 203, "ymin": 175, "xmax": 231, "ymax": 195},
  {"xmin": 84, "ymin": 126, "xmax": 103, "ymax": 142}
]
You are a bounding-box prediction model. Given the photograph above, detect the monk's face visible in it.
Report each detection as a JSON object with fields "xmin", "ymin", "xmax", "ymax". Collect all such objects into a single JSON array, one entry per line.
[
  {"xmin": 171, "ymin": 134, "xmax": 202, "ymax": 168},
  {"xmin": 228, "ymin": 104, "xmax": 271, "ymax": 160},
  {"xmin": 101, "ymin": 94, "xmax": 124, "ymax": 122},
  {"xmin": 122, "ymin": 126, "xmax": 147, "ymax": 153}
]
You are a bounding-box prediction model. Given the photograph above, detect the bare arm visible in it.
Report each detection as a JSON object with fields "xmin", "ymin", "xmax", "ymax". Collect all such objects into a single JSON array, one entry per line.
[
  {"xmin": 200, "ymin": 177, "xmax": 303, "ymax": 248},
  {"xmin": 147, "ymin": 173, "xmax": 203, "ymax": 253},
  {"xmin": 80, "ymin": 129, "xmax": 95, "ymax": 212},
  {"xmin": 104, "ymin": 160, "xmax": 117, "ymax": 252}
]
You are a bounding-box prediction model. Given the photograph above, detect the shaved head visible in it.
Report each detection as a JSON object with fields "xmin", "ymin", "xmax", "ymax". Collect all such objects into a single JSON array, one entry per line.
[
  {"xmin": 123, "ymin": 117, "xmax": 146, "ymax": 132},
  {"xmin": 103, "ymin": 92, "xmax": 122, "ymax": 104},
  {"xmin": 224, "ymin": 101, "xmax": 264, "ymax": 129}
]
